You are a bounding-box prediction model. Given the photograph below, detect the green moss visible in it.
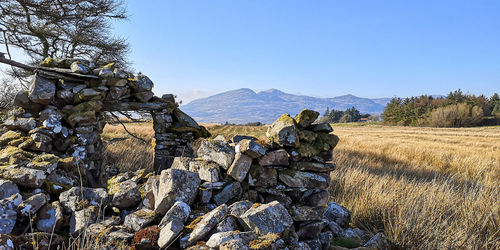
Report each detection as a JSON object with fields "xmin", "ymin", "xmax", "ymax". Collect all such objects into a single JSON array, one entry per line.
[
  {"xmin": 45, "ymin": 181, "xmax": 70, "ymax": 197},
  {"xmin": 249, "ymin": 233, "xmax": 281, "ymax": 249},
  {"xmin": 40, "ymin": 57, "xmax": 56, "ymax": 67},
  {"xmin": 73, "ymin": 101, "xmax": 103, "ymax": 113},
  {"xmin": 0, "ymin": 130, "xmax": 24, "ymax": 146},
  {"xmin": 0, "ymin": 146, "xmax": 36, "ymax": 164},
  {"xmin": 295, "ymin": 109, "xmax": 319, "ymax": 127},
  {"xmin": 331, "ymin": 237, "xmax": 361, "ymax": 248}
]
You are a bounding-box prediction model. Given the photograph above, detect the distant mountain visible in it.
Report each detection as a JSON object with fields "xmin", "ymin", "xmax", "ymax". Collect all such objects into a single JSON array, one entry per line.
[{"xmin": 181, "ymin": 88, "xmax": 390, "ymax": 124}]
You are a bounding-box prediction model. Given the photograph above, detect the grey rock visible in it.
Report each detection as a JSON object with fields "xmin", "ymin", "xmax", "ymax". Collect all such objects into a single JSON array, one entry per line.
[
  {"xmin": 183, "ymin": 204, "xmax": 228, "ymax": 248},
  {"xmin": 228, "ymin": 200, "xmax": 253, "ymax": 218},
  {"xmin": 343, "ymin": 228, "xmax": 367, "ymax": 241},
  {"xmin": 201, "ymin": 181, "xmax": 226, "ymax": 190},
  {"xmin": 220, "ymin": 239, "xmax": 249, "ymax": 250},
  {"xmin": 70, "ymin": 206, "xmax": 98, "ymax": 235},
  {"xmin": 199, "ymin": 189, "xmax": 212, "ymax": 204},
  {"xmin": 289, "ymin": 205, "xmax": 325, "ymax": 221},
  {"xmin": 324, "ymin": 202, "xmax": 351, "ymax": 228},
  {"xmin": 206, "ymin": 231, "xmax": 257, "ymax": 248},
  {"xmin": 231, "ymin": 135, "xmax": 257, "ymax": 144},
  {"xmin": 2, "ymin": 167, "xmax": 46, "ymax": 188},
  {"xmin": 0, "ymin": 193, "xmax": 22, "ymax": 234},
  {"xmin": 36, "ymin": 201, "xmax": 64, "ymax": 233},
  {"xmin": 154, "ymin": 169, "xmax": 201, "ymax": 216},
  {"xmin": 227, "ymin": 153, "xmax": 253, "ymax": 182},
  {"xmin": 17, "ymin": 193, "xmax": 48, "ymax": 217},
  {"xmin": 326, "ymin": 221, "xmax": 344, "ymax": 237},
  {"xmin": 173, "ymin": 109, "xmax": 201, "ymax": 129},
  {"xmin": 363, "ymin": 232, "xmax": 390, "ymax": 249},
  {"xmin": 28, "ymin": 73, "xmax": 55, "ymax": 105},
  {"xmin": 170, "ymin": 156, "xmax": 193, "ymax": 171},
  {"xmin": 248, "ymin": 165, "xmax": 277, "ymax": 187},
  {"xmin": 214, "ymin": 182, "xmax": 242, "ymax": 206},
  {"xmin": 29, "ymin": 132, "xmax": 53, "ymax": 152},
  {"xmin": 110, "ymin": 179, "xmax": 141, "ymax": 209},
  {"xmin": 278, "ymin": 170, "xmax": 330, "ymax": 189},
  {"xmin": 290, "ymin": 161, "xmax": 336, "ymax": 172},
  {"xmin": 197, "ymin": 139, "xmax": 235, "ymax": 169},
  {"xmin": 319, "ymin": 231, "xmax": 333, "ymax": 249},
  {"xmin": 216, "ymin": 215, "xmax": 240, "ymax": 232},
  {"xmin": 240, "ymin": 201, "xmax": 293, "ymax": 235},
  {"xmin": 236, "ymin": 139, "xmax": 266, "ymax": 158},
  {"xmin": 300, "ymin": 190, "xmax": 329, "ymax": 207},
  {"xmin": 295, "ymin": 109, "xmax": 320, "ymax": 128},
  {"xmin": 189, "ymin": 160, "xmax": 220, "ymax": 182},
  {"xmin": 158, "ymin": 219, "xmax": 185, "ymax": 248},
  {"xmin": 59, "ymin": 187, "xmax": 109, "ymax": 212},
  {"xmin": 266, "ymin": 114, "xmax": 298, "ymax": 147},
  {"xmin": 130, "ymin": 73, "xmax": 154, "ymax": 92},
  {"xmin": 0, "ymin": 179, "xmax": 19, "ymax": 200},
  {"xmin": 123, "ymin": 208, "xmax": 155, "ymax": 232},
  {"xmin": 134, "ymin": 91, "xmax": 154, "ymax": 103},
  {"xmin": 158, "ymin": 201, "xmax": 191, "ymax": 228},
  {"xmin": 296, "ymin": 221, "xmax": 325, "ymax": 240},
  {"xmin": 258, "ymin": 149, "xmax": 289, "ymax": 166},
  {"xmin": 3, "ymin": 117, "xmax": 37, "ymax": 132},
  {"xmin": 310, "ymin": 123, "xmax": 333, "ymax": 133}
]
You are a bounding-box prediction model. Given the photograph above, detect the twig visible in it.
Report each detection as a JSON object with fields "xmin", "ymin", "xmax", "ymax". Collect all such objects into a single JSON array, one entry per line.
[
  {"xmin": 1, "ymin": 28, "xmax": 28, "ymax": 89},
  {"xmin": 110, "ymin": 112, "xmax": 147, "ymax": 143}
]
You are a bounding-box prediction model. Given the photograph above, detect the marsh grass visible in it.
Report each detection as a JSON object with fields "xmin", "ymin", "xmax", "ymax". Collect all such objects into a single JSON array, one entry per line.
[{"xmin": 102, "ymin": 123, "xmax": 500, "ymax": 249}]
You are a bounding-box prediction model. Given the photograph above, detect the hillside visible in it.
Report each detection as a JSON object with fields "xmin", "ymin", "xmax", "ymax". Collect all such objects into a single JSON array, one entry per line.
[{"xmin": 181, "ymin": 88, "xmax": 389, "ymax": 124}]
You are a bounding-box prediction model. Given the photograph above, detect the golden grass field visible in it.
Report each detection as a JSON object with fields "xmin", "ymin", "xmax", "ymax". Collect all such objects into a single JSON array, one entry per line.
[{"xmin": 102, "ymin": 122, "xmax": 500, "ymax": 249}]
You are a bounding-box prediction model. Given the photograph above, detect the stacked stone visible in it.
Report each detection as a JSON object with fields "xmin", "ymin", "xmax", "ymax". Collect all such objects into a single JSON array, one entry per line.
[{"xmin": 0, "ymin": 58, "xmax": 208, "ymax": 248}]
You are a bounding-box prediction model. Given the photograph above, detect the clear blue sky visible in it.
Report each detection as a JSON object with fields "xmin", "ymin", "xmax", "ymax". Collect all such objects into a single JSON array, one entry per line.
[{"xmin": 112, "ymin": 1, "xmax": 499, "ymax": 103}]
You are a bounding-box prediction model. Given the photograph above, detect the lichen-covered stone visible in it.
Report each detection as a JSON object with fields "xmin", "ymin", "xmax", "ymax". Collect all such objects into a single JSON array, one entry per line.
[
  {"xmin": 248, "ymin": 165, "xmax": 277, "ymax": 187},
  {"xmin": 70, "ymin": 205, "xmax": 99, "ymax": 235},
  {"xmin": 2, "ymin": 167, "xmax": 46, "ymax": 188},
  {"xmin": 124, "ymin": 208, "xmax": 155, "ymax": 232},
  {"xmin": 183, "ymin": 204, "xmax": 228, "ymax": 248},
  {"xmin": 0, "ymin": 179, "xmax": 19, "ymax": 200},
  {"xmin": 289, "ymin": 205, "xmax": 325, "ymax": 221},
  {"xmin": 266, "ymin": 114, "xmax": 298, "ymax": 147},
  {"xmin": 154, "ymin": 169, "xmax": 201, "ymax": 216},
  {"xmin": 240, "ymin": 201, "xmax": 293, "ymax": 235},
  {"xmin": 36, "ymin": 201, "xmax": 64, "ymax": 233},
  {"xmin": 109, "ymin": 179, "xmax": 142, "ymax": 209},
  {"xmin": 28, "ymin": 74, "xmax": 56, "ymax": 105},
  {"xmin": 300, "ymin": 189, "xmax": 329, "ymax": 207},
  {"xmin": 278, "ymin": 170, "xmax": 330, "ymax": 189},
  {"xmin": 17, "ymin": 193, "xmax": 48, "ymax": 217},
  {"xmin": 227, "ymin": 153, "xmax": 253, "ymax": 182},
  {"xmin": 3, "ymin": 117, "xmax": 37, "ymax": 132},
  {"xmin": 310, "ymin": 123, "xmax": 333, "ymax": 133},
  {"xmin": 0, "ymin": 131, "xmax": 24, "ymax": 146},
  {"xmin": 27, "ymin": 154, "xmax": 59, "ymax": 174},
  {"xmin": 258, "ymin": 149, "xmax": 289, "ymax": 166},
  {"xmin": 214, "ymin": 182, "xmax": 242, "ymax": 206},
  {"xmin": 197, "ymin": 139, "xmax": 235, "ymax": 169},
  {"xmin": 236, "ymin": 139, "xmax": 266, "ymax": 158},
  {"xmin": 59, "ymin": 187, "xmax": 109, "ymax": 212},
  {"xmin": 290, "ymin": 161, "xmax": 336, "ymax": 172},
  {"xmin": 206, "ymin": 231, "xmax": 257, "ymax": 248},
  {"xmin": 0, "ymin": 193, "xmax": 22, "ymax": 234},
  {"xmin": 296, "ymin": 220, "xmax": 326, "ymax": 240},
  {"xmin": 189, "ymin": 160, "xmax": 220, "ymax": 182},
  {"xmin": 324, "ymin": 202, "xmax": 351, "ymax": 228},
  {"xmin": 228, "ymin": 200, "xmax": 254, "ymax": 217},
  {"xmin": 157, "ymin": 201, "xmax": 191, "ymax": 248},
  {"xmin": 295, "ymin": 109, "xmax": 319, "ymax": 128}
]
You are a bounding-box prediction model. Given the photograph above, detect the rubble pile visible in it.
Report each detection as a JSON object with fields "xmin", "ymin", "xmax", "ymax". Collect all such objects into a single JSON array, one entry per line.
[{"xmin": 0, "ymin": 58, "xmax": 390, "ymax": 249}]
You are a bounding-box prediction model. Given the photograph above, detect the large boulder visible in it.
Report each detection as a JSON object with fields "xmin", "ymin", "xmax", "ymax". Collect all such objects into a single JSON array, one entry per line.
[
  {"xmin": 154, "ymin": 169, "xmax": 201, "ymax": 216},
  {"xmin": 197, "ymin": 139, "xmax": 235, "ymax": 169},
  {"xmin": 295, "ymin": 109, "xmax": 320, "ymax": 128},
  {"xmin": 240, "ymin": 201, "xmax": 293, "ymax": 235},
  {"xmin": 266, "ymin": 114, "xmax": 298, "ymax": 147}
]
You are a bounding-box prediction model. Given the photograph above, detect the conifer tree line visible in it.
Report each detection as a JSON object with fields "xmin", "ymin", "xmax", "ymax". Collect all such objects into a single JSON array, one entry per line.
[
  {"xmin": 382, "ymin": 90, "xmax": 500, "ymax": 127},
  {"xmin": 318, "ymin": 106, "xmax": 374, "ymax": 123}
]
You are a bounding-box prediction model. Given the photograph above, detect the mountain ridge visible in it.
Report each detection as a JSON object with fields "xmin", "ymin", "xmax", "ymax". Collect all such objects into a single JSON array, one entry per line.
[{"xmin": 181, "ymin": 88, "xmax": 392, "ymax": 124}]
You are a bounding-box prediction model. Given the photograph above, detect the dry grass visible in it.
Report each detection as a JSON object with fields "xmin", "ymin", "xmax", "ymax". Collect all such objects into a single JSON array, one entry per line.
[{"xmin": 102, "ymin": 123, "xmax": 500, "ymax": 249}]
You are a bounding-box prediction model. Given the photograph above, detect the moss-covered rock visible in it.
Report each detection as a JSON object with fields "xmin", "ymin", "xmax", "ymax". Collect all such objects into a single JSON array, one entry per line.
[
  {"xmin": 295, "ymin": 109, "xmax": 319, "ymax": 128},
  {"xmin": 0, "ymin": 146, "xmax": 36, "ymax": 164},
  {"xmin": 266, "ymin": 114, "xmax": 298, "ymax": 147},
  {"xmin": 66, "ymin": 111, "xmax": 96, "ymax": 127},
  {"xmin": 0, "ymin": 130, "xmax": 24, "ymax": 146}
]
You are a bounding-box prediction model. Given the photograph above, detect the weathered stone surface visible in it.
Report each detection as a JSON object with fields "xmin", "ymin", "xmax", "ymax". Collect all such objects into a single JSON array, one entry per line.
[
  {"xmin": 206, "ymin": 231, "xmax": 257, "ymax": 248},
  {"xmin": 170, "ymin": 156, "xmax": 192, "ymax": 171},
  {"xmin": 300, "ymin": 189, "xmax": 329, "ymax": 207},
  {"xmin": 0, "ymin": 193, "xmax": 22, "ymax": 234},
  {"xmin": 74, "ymin": 88, "xmax": 105, "ymax": 103},
  {"xmin": 310, "ymin": 122, "xmax": 333, "ymax": 133},
  {"xmin": 189, "ymin": 160, "xmax": 220, "ymax": 182},
  {"xmin": 216, "ymin": 215, "xmax": 240, "ymax": 232},
  {"xmin": 17, "ymin": 193, "xmax": 48, "ymax": 217},
  {"xmin": 248, "ymin": 233, "xmax": 285, "ymax": 249},
  {"xmin": 228, "ymin": 200, "xmax": 253, "ymax": 217},
  {"xmin": 326, "ymin": 220, "xmax": 344, "ymax": 237},
  {"xmin": 0, "ymin": 146, "xmax": 35, "ymax": 164},
  {"xmin": 28, "ymin": 74, "xmax": 56, "ymax": 105},
  {"xmin": 289, "ymin": 205, "xmax": 325, "ymax": 221},
  {"xmin": 70, "ymin": 206, "xmax": 98, "ymax": 235},
  {"xmin": 324, "ymin": 202, "xmax": 351, "ymax": 228},
  {"xmin": 2, "ymin": 167, "xmax": 46, "ymax": 188},
  {"xmin": 109, "ymin": 179, "xmax": 141, "ymax": 209},
  {"xmin": 27, "ymin": 154, "xmax": 59, "ymax": 173},
  {"xmin": 296, "ymin": 221, "xmax": 325, "ymax": 240},
  {"xmin": 214, "ymin": 182, "xmax": 242, "ymax": 206},
  {"xmin": 130, "ymin": 73, "xmax": 154, "ymax": 92},
  {"xmin": 59, "ymin": 187, "xmax": 109, "ymax": 212},
  {"xmin": 278, "ymin": 170, "xmax": 330, "ymax": 189},
  {"xmin": 227, "ymin": 153, "xmax": 253, "ymax": 182},
  {"xmin": 0, "ymin": 131, "xmax": 24, "ymax": 146},
  {"xmin": 343, "ymin": 228, "xmax": 368, "ymax": 243},
  {"xmin": 266, "ymin": 114, "xmax": 298, "ymax": 147},
  {"xmin": 290, "ymin": 161, "xmax": 336, "ymax": 172},
  {"xmin": 154, "ymin": 169, "xmax": 201, "ymax": 216},
  {"xmin": 362, "ymin": 232, "xmax": 390, "ymax": 249},
  {"xmin": 295, "ymin": 109, "xmax": 319, "ymax": 128},
  {"xmin": 231, "ymin": 135, "xmax": 258, "ymax": 144},
  {"xmin": 70, "ymin": 61, "xmax": 89, "ymax": 74},
  {"xmin": 3, "ymin": 117, "xmax": 37, "ymax": 132},
  {"xmin": 0, "ymin": 179, "xmax": 19, "ymax": 200},
  {"xmin": 258, "ymin": 149, "xmax": 289, "ymax": 166},
  {"xmin": 124, "ymin": 208, "xmax": 155, "ymax": 232},
  {"xmin": 158, "ymin": 201, "xmax": 191, "ymax": 228},
  {"xmin": 248, "ymin": 165, "xmax": 277, "ymax": 187},
  {"xmin": 183, "ymin": 204, "xmax": 228, "ymax": 248},
  {"xmin": 158, "ymin": 219, "xmax": 185, "ymax": 248},
  {"xmin": 199, "ymin": 188, "xmax": 212, "ymax": 204},
  {"xmin": 240, "ymin": 201, "xmax": 293, "ymax": 235},
  {"xmin": 197, "ymin": 139, "xmax": 235, "ymax": 169},
  {"xmin": 298, "ymin": 129, "xmax": 317, "ymax": 143},
  {"xmin": 236, "ymin": 139, "xmax": 266, "ymax": 158},
  {"xmin": 134, "ymin": 91, "xmax": 154, "ymax": 103},
  {"xmin": 220, "ymin": 239, "xmax": 249, "ymax": 250},
  {"xmin": 36, "ymin": 201, "xmax": 64, "ymax": 233}
]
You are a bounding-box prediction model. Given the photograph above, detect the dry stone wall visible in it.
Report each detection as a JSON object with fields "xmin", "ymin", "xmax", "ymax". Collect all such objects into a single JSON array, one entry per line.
[{"xmin": 0, "ymin": 58, "xmax": 390, "ymax": 249}]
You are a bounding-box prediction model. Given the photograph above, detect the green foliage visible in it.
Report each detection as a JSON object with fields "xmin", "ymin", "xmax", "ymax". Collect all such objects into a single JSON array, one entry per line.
[
  {"xmin": 382, "ymin": 90, "xmax": 500, "ymax": 127},
  {"xmin": 331, "ymin": 237, "xmax": 361, "ymax": 248},
  {"xmin": 320, "ymin": 106, "xmax": 367, "ymax": 123}
]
